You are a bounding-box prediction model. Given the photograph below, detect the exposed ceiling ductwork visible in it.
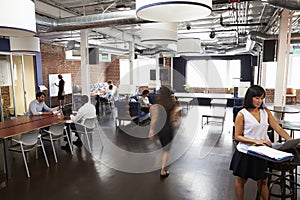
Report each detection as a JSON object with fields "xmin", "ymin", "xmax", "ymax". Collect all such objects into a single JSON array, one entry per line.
[
  {"xmin": 249, "ymin": 31, "xmax": 300, "ymax": 42},
  {"xmin": 220, "ymin": 16, "xmax": 267, "ymax": 27},
  {"xmin": 36, "ymin": 10, "xmax": 150, "ymax": 32},
  {"xmin": 263, "ymin": 0, "xmax": 300, "ymax": 10},
  {"xmin": 34, "ymin": 0, "xmax": 300, "ymax": 56}
]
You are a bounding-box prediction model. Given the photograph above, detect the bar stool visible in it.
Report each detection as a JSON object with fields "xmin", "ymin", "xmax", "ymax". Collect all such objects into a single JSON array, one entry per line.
[{"xmin": 267, "ymin": 149, "xmax": 300, "ymax": 200}]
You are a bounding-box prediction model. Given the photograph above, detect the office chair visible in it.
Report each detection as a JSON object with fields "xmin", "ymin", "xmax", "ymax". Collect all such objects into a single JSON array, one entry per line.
[
  {"xmin": 74, "ymin": 117, "xmax": 103, "ymax": 152},
  {"xmin": 42, "ymin": 122, "xmax": 73, "ymax": 163},
  {"xmin": 9, "ymin": 130, "xmax": 49, "ymax": 178}
]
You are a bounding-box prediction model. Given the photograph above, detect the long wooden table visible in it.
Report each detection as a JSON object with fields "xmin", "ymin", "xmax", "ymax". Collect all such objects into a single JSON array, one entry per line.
[{"xmin": 0, "ymin": 115, "xmax": 70, "ymax": 181}]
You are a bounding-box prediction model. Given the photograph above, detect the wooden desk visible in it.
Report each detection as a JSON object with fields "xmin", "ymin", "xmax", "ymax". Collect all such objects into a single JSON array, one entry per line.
[
  {"xmin": 0, "ymin": 115, "xmax": 69, "ymax": 181},
  {"xmin": 0, "ymin": 115, "xmax": 54, "ymax": 130}
]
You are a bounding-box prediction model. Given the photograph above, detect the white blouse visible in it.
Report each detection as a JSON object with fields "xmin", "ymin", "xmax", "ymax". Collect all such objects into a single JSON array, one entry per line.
[{"xmin": 236, "ymin": 108, "xmax": 270, "ymax": 153}]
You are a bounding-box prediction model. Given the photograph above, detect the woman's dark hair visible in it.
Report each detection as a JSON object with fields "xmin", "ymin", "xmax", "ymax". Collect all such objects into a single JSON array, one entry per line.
[
  {"xmin": 157, "ymin": 86, "xmax": 175, "ymax": 111},
  {"xmin": 243, "ymin": 85, "xmax": 266, "ymax": 109},
  {"xmin": 142, "ymin": 89, "xmax": 149, "ymax": 95}
]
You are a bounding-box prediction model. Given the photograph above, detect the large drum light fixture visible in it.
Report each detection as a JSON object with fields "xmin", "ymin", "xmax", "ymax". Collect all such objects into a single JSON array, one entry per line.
[
  {"xmin": 0, "ymin": 0, "xmax": 36, "ymax": 37},
  {"xmin": 136, "ymin": 0, "xmax": 212, "ymax": 22},
  {"xmin": 141, "ymin": 22, "xmax": 178, "ymax": 44}
]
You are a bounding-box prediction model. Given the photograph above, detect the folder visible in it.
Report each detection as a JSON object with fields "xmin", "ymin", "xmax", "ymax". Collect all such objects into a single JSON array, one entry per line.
[{"xmin": 247, "ymin": 145, "xmax": 294, "ymax": 163}]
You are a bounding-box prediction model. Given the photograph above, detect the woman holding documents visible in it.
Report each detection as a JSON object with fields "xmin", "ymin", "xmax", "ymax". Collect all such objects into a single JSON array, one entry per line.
[{"xmin": 229, "ymin": 85, "xmax": 292, "ymax": 200}]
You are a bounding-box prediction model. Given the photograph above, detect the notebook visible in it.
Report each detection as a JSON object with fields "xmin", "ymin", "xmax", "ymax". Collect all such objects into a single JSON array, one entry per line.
[{"xmin": 272, "ymin": 138, "xmax": 300, "ymax": 151}]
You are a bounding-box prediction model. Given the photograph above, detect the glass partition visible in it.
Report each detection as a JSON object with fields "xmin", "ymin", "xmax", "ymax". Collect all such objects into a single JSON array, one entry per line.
[
  {"xmin": 0, "ymin": 54, "xmax": 36, "ymax": 121},
  {"xmin": 0, "ymin": 55, "xmax": 14, "ymax": 120}
]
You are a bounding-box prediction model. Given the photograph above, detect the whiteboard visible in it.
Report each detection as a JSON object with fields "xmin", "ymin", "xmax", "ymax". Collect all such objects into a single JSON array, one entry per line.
[{"xmin": 49, "ymin": 73, "xmax": 72, "ymax": 97}]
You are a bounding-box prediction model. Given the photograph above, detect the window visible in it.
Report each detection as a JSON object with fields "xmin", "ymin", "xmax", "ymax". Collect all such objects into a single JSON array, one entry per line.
[
  {"xmin": 288, "ymin": 54, "xmax": 300, "ymax": 89},
  {"xmin": 119, "ymin": 58, "xmax": 157, "ymax": 86},
  {"xmin": 186, "ymin": 59, "xmax": 241, "ymax": 88},
  {"xmin": 263, "ymin": 55, "xmax": 300, "ymax": 89}
]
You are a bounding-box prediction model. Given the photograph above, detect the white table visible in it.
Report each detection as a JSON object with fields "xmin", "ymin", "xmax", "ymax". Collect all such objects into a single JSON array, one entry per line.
[
  {"xmin": 177, "ymin": 98, "xmax": 193, "ymax": 111},
  {"xmin": 210, "ymin": 99, "xmax": 227, "ymax": 108},
  {"xmin": 175, "ymin": 92, "xmax": 234, "ymax": 99}
]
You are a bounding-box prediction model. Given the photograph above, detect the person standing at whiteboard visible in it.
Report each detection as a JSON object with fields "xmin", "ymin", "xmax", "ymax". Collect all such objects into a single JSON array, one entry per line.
[{"xmin": 55, "ymin": 74, "xmax": 65, "ymax": 109}]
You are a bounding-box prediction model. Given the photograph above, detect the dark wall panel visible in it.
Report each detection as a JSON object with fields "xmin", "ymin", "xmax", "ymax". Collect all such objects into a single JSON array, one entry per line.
[
  {"xmin": 89, "ymin": 48, "xmax": 99, "ymax": 64},
  {"xmin": 0, "ymin": 38, "xmax": 10, "ymax": 52},
  {"xmin": 263, "ymin": 40, "xmax": 276, "ymax": 62}
]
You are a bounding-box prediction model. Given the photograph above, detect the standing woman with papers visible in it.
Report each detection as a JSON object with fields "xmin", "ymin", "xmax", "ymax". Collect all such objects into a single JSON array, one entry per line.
[{"xmin": 229, "ymin": 85, "xmax": 292, "ymax": 200}]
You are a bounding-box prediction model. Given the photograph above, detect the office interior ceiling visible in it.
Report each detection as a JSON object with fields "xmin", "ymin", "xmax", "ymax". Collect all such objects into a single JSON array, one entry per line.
[{"xmin": 35, "ymin": 0, "xmax": 300, "ymax": 56}]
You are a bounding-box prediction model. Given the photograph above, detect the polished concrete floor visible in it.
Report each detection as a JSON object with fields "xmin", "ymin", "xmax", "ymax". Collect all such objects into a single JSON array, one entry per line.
[{"xmin": 0, "ymin": 105, "xmax": 299, "ymax": 200}]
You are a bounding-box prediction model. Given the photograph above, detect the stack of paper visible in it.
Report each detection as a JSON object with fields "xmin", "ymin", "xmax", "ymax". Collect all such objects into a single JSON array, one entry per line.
[{"xmin": 247, "ymin": 145, "xmax": 294, "ymax": 162}]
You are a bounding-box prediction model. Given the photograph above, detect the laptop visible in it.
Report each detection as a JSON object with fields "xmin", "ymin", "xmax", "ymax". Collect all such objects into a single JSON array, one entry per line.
[
  {"xmin": 272, "ymin": 138, "xmax": 300, "ymax": 151},
  {"xmin": 62, "ymin": 105, "xmax": 73, "ymax": 117}
]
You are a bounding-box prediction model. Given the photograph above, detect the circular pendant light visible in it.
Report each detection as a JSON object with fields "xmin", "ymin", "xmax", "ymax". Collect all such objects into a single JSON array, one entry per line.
[
  {"xmin": 0, "ymin": 0, "xmax": 36, "ymax": 37},
  {"xmin": 141, "ymin": 22, "xmax": 177, "ymax": 44},
  {"xmin": 136, "ymin": 0, "xmax": 212, "ymax": 22}
]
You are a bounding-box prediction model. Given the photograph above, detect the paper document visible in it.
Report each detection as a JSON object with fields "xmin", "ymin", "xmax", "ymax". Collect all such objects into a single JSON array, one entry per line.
[
  {"xmin": 52, "ymin": 110, "xmax": 61, "ymax": 115},
  {"xmin": 247, "ymin": 145, "xmax": 294, "ymax": 162}
]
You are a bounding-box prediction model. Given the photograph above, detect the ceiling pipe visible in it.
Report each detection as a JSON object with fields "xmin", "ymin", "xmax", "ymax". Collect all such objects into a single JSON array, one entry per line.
[
  {"xmin": 220, "ymin": 16, "xmax": 267, "ymax": 27},
  {"xmin": 66, "ymin": 40, "xmax": 173, "ymax": 56},
  {"xmin": 36, "ymin": 10, "xmax": 150, "ymax": 32},
  {"xmin": 262, "ymin": 0, "xmax": 300, "ymax": 10},
  {"xmin": 262, "ymin": 7, "xmax": 282, "ymax": 33},
  {"xmin": 212, "ymin": 0, "xmax": 254, "ymax": 4},
  {"xmin": 66, "ymin": 40, "xmax": 128, "ymax": 55},
  {"xmin": 36, "ymin": 11, "xmax": 174, "ymax": 53},
  {"xmin": 249, "ymin": 31, "xmax": 300, "ymax": 42}
]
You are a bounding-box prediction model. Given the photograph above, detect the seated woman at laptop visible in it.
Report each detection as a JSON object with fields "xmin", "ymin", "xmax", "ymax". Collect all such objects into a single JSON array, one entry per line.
[
  {"xmin": 229, "ymin": 85, "xmax": 292, "ymax": 200},
  {"xmin": 138, "ymin": 89, "xmax": 152, "ymax": 113}
]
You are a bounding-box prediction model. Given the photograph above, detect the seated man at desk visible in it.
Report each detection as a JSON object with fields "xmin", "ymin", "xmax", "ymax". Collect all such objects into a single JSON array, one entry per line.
[
  {"xmin": 95, "ymin": 85, "xmax": 114, "ymax": 115},
  {"xmin": 28, "ymin": 92, "xmax": 53, "ymax": 116},
  {"xmin": 62, "ymin": 95, "xmax": 96, "ymax": 150}
]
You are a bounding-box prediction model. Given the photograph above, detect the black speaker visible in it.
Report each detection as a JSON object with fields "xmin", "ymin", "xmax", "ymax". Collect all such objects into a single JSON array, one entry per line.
[
  {"xmin": 263, "ymin": 40, "xmax": 276, "ymax": 62},
  {"xmin": 89, "ymin": 48, "xmax": 99, "ymax": 64},
  {"xmin": 159, "ymin": 57, "xmax": 164, "ymax": 65}
]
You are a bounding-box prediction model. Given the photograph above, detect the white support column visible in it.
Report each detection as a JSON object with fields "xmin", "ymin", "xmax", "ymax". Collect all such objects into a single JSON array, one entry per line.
[
  {"xmin": 129, "ymin": 42, "xmax": 134, "ymax": 85},
  {"xmin": 170, "ymin": 57, "xmax": 173, "ymax": 89},
  {"xmin": 274, "ymin": 9, "xmax": 292, "ymax": 107},
  {"xmin": 21, "ymin": 55, "xmax": 27, "ymax": 112},
  {"xmin": 156, "ymin": 54, "xmax": 160, "ymax": 90},
  {"xmin": 80, "ymin": 29, "xmax": 90, "ymax": 97},
  {"xmin": 261, "ymin": 63, "xmax": 267, "ymax": 88}
]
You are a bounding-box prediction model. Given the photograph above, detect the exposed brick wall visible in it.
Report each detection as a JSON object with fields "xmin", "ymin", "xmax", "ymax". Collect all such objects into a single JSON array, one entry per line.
[
  {"xmin": 265, "ymin": 88, "xmax": 274, "ymax": 103},
  {"xmin": 0, "ymin": 86, "xmax": 11, "ymax": 118},
  {"xmin": 41, "ymin": 43, "xmax": 120, "ymax": 106},
  {"xmin": 263, "ymin": 88, "xmax": 300, "ymax": 104},
  {"xmin": 102, "ymin": 57, "xmax": 120, "ymax": 86}
]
